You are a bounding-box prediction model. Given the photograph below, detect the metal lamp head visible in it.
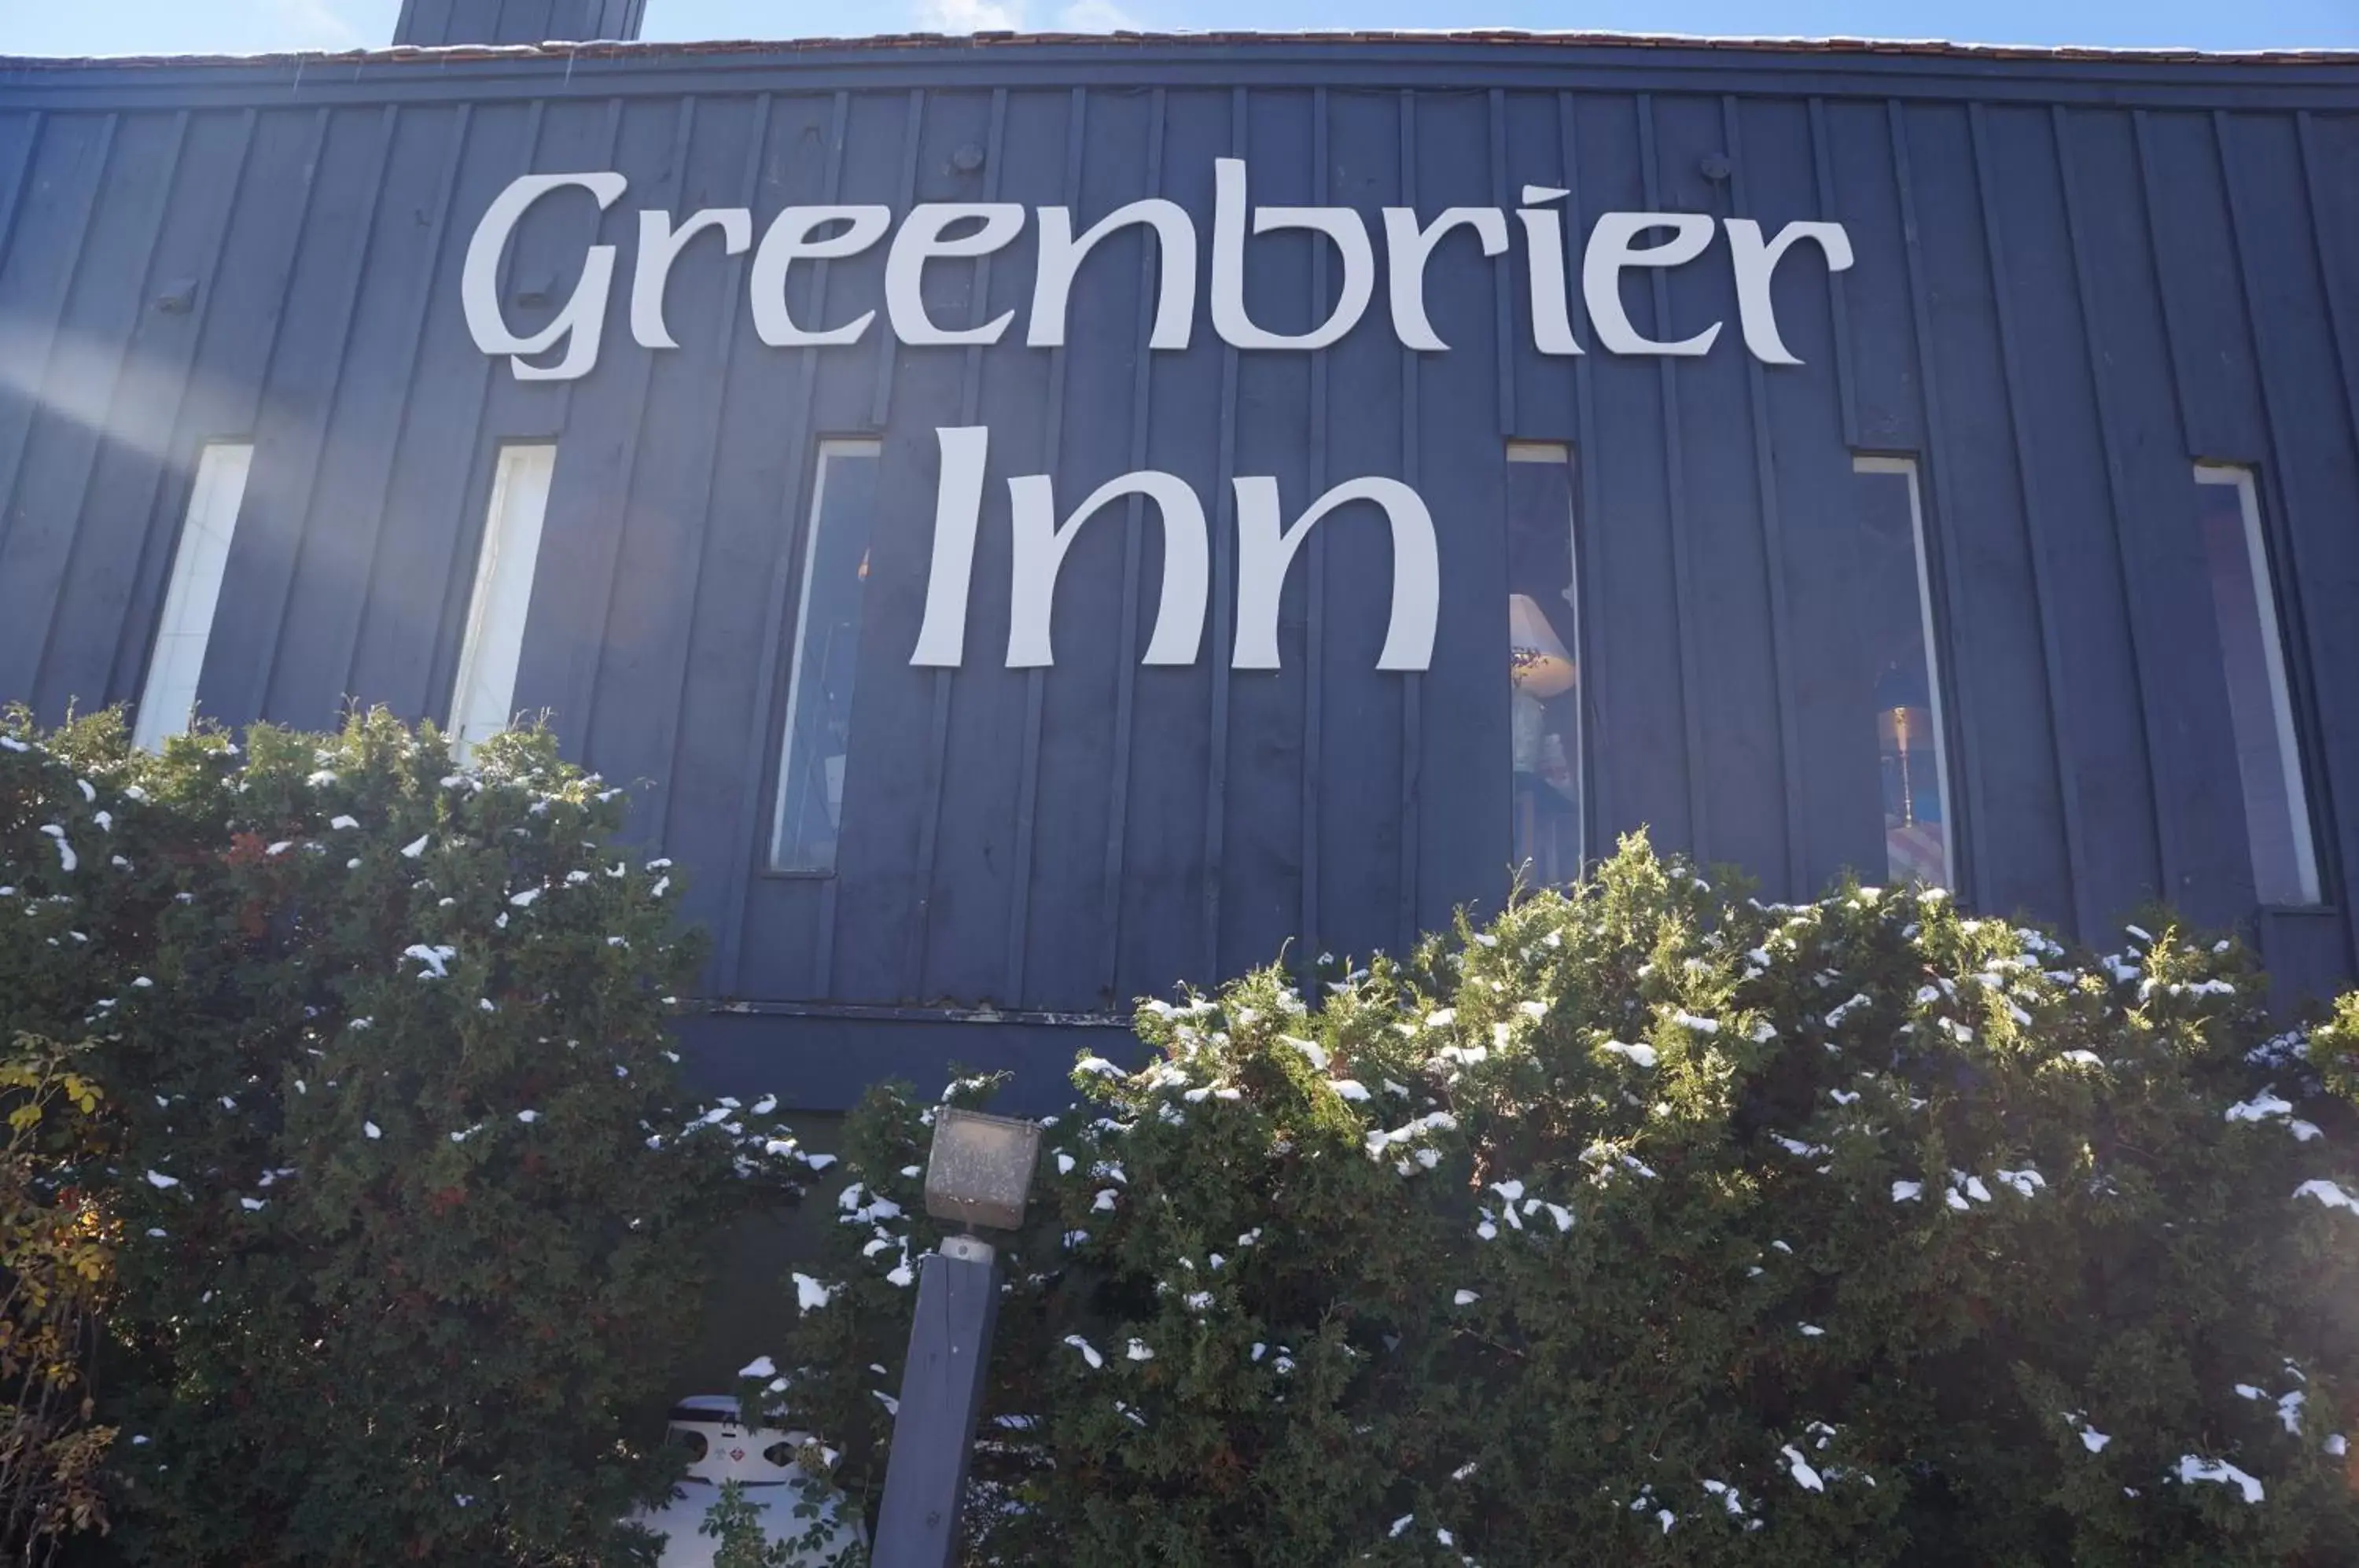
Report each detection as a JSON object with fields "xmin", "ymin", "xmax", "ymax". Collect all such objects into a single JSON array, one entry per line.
[{"xmin": 923, "ymin": 1108, "xmax": 1043, "ymax": 1231}]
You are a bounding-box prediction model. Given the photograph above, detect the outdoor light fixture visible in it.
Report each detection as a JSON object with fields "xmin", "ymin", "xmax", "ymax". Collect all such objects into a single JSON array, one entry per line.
[
  {"xmin": 870, "ymin": 1106, "xmax": 1045, "ymax": 1568},
  {"xmin": 922, "ymin": 1108, "xmax": 1043, "ymax": 1232}
]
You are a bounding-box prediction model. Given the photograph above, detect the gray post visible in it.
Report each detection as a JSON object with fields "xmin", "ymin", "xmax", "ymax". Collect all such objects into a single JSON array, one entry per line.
[{"xmin": 870, "ymin": 1234, "xmax": 1002, "ymax": 1568}]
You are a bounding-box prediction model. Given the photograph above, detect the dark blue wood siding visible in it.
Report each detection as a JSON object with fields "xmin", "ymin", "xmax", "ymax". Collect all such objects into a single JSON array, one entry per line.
[{"xmin": 3, "ymin": 37, "xmax": 2356, "ymax": 1102}]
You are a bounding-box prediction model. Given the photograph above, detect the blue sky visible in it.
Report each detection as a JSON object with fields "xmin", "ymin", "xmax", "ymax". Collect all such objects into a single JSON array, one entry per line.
[{"xmin": 2, "ymin": 0, "xmax": 2353, "ymax": 57}]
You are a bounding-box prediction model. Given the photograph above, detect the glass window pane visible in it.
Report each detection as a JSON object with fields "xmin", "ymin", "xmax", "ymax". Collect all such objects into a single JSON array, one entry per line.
[
  {"xmin": 134, "ymin": 440, "xmax": 253, "ymax": 752},
  {"xmin": 450, "ymin": 443, "xmax": 556, "ymax": 757},
  {"xmin": 770, "ymin": 440, "xmax": 882, "ymax": 873},
  {"xmin": 1853, "ymin": 457, "xmax": 1952, "ymax": 888},
  {"xmin": 1506, "ymin": 442, "xmax": 1582, "ymax": 887},
  {"xmin": 2193, "ymin": 465, "xmax": 2319, "ymax": 906}
]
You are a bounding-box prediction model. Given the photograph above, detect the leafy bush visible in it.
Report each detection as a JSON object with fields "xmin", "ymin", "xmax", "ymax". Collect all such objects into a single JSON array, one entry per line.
[
  {"xmin": 767, "ymin": 838, "xmax": 2359, "ymax": 1566},
  {"xmin": 0, "ymin": 1047, "xmax": 117, "ymax": 1563},
  {"xmin": 0, "ymin": 710, "xmax": 817, "ymax": 1566}
]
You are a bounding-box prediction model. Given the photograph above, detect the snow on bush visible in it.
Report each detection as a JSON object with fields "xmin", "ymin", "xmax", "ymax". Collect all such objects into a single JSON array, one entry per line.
[
  {"xmin": 1, "ymin": 708, "xmax": 815, "ymax": 1566},
  {"xmin": 767, "ymin": 837, "xmax": 2359, "ymax": 1566}
]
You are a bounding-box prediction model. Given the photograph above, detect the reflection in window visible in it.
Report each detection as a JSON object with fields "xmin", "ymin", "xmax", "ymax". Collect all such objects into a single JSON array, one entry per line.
[
  {"xmin": 1507, "ymin": 442, "xmax": 1582, "ymax": 887},
  {"xmin": 2193, "ymin": 464, "xmax": 2319, "ymax": 906},
  {"xmin": 450, "ymin": 443, "xmax": 556, "ymax": 757},
  {"xmin": 134, "ymin": 441, "xmax": 252, "ymax": 752},
  {"xmin": 770, "ymin": 440, "xmax": 881, "ymax": 873},
  {"xmin": 1853, "ymin": 457, "xmax": 1952, "ymax": 888}
]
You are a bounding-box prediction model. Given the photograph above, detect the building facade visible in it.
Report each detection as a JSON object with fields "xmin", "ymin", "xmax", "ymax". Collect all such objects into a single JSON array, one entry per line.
[{"xmin": 2, "ymin": 8, "xmax": 2356, "ymax": 1110}]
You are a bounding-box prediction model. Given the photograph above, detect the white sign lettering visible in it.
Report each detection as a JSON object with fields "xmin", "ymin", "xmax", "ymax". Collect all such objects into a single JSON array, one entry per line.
[
  {"xmin": 461, "ymin": 159, "xmax": 1852, "ymax": 379},
  {"xmin": 911, "ymin": 426, "xmax": 1436, "ymax": 673},
  {"xmin": 458, "ymin": 160, "xmax": 1854, "ymax": 675}
]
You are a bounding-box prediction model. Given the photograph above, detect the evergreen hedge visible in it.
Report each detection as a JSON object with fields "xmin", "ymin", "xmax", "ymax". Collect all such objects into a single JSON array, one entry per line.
[
  {"xmin": 1, "ymin": 711, "xmax": 816, "ymax": 1566},
  {"xmin": 767, "ymin": 840, "xmax": 2359, "ymax": 1566}
]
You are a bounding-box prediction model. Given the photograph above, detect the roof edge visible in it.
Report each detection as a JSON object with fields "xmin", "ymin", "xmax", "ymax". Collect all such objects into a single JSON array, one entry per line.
[{"xmin": 4, "ymin": 28, "xmax": 2357, "ymax": 72}]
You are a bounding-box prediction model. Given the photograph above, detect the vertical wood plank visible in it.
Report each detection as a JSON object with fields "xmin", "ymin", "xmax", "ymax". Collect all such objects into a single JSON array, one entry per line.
[
  {"xmin": 718, "ymin": 91, "xmax": 852, "ymax": 995},
  {"xmin": 1638, "ymin": 94, "xmax": 1711, "ymax": 864},
  {"xmin": 229, "ymin": 104, "xmax": 399, "ymax": 726},
  {"xmin": 0, "ymin": 114, "xmax": 118, "ymax": 581},
  {"xmin": 1001, "ymin": 87, "xmax": 1082, "ymax": 1004},
  {"xmin": 1396, "ymin": 88, "xmax": 1422, "ymax": 955},
  {"xmin": 909, "ymin": 87, "xmax": 1007, "ymax": 998},
  {"xmin": 1887, "ymin": 99, "xmax": 1987, "ymax": 908},
  {"xmin": 1299, "ymin": 86, "xmax": 1329, "ymax": 977},
  {"xmin": 1202, "ymin": 86, "xmax": 1246, "ymax": 981},
  {"xmin": 1724, "ymin": 95, "xmax": 1808, "ymax": 897},
  {"xmin": 1967, "ymin": 101, "xmax": 2096, "ymax": 936},
  {"xmin": 1095, "ymin": 87, "xmax": 1168, "ymax": 1003},
  {"xmin": 24, "ymin": 111, "xmax": 191, "ymax": 712},
  {"xmin": 2054, "ymin": 104, "xmax": 2181, "ymax": 907},
  {"xmin": 320, "ymin": 104, "xmax": 473, "ymax": 712}
]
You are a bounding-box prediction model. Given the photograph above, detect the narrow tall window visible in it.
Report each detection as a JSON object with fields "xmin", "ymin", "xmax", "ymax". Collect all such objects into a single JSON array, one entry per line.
[
  {"xmin": 2193, "ymin": 463, "xmax": 2319, "ymax": 905},
  {"xmin": 1853, "ymin": 456, "xmax": 1953, "ymax": 887},
  {"xmin": 1506, "ymin": 441, "xmax": 1583, "ymax": 885},
  {"xmin": 449, "ymin": 443, "xmax": 556, "ymax": 756},
  {"xmin": 134, "ymin": 441, "xmax": 253, "ymax": 752},
  {"xmin": 770, "ymin": 440, "xmax": 882, "ymax": 873}
]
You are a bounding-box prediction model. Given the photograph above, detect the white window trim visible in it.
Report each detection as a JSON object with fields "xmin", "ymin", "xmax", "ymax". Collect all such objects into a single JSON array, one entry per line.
[
  {"xmin": 449, "ymin": 443, "xmax": 557, "ymax": 757},
  {"xmin": 134, "ymin": 441, "xmax": 254, "ymax": 753},
  {"xmin": 2195, "ymin": 462, "xmax": 2320, "ymax": 906},
  {"xmin": 1854, "ymin": 454, "xmax": 1955, "ymax": 889},
  {"xmin": 770, "ymin": 439, "xmax": 883, "ymax": 872}
]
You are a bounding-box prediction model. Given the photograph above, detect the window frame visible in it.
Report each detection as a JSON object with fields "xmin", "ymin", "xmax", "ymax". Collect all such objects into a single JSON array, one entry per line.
[
  {"xmin": 1503, "ymin": 438, "xmax": 1587, "ymax": 887},
  {"xmin": 765, "ymin": 436, "xmax": 885, "ymax": 878},
  {"xmin": 2192, "ymin": 460, "xmax": 2324, "ymax": 909},
  {"xmin": 1853, "ymin": 452, "xmax": 1958, "ymax": 892},
  {"xmin": 447, "ymin": 440, "xmax": 558, "ymax": 759}
]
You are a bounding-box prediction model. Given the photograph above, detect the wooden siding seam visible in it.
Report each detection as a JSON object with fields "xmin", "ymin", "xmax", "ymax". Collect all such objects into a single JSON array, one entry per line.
[
  {"xmin": 870, "ymin": 90, "xmax": 924, "ymax": 431},
  {"xmin": 1300, "ymin": 85, "xmax": 1329, "ymax": 983},
  {"xmin": 1724, "ymin": 94, "xmax": 1809, "ymax": 898},
  {"xmin": 2052, "ymin": 103, "xmax": 2182, "ymax": 907},
  {"xmin": 326, "ymin": 102, "xmax": 475, "ymax": 713},
  {"xmin": 1559, "ymin": 90, "xmax": 1604, "ymax": 867},
  {"xmin": 1004, "ymin": 86, "xmax": 1087, "ymax": 1004},
  {"xmin": 1095, "ymin": 85, "xmax": 1166, "ymax": 1003},
  {"xmin": 107, "ymin": 108, "xmax": 261, "ymax": 707},
  {"xmin": 2295, "ymin": 113, "xmax": 2359, "ymax": 468},
  {"xmin": 0, "ymin": 113, "xmax": 116, "ymax": 574},
  {"xmin": 1397, "ymin": 86, "xmax": 1421, "ymax": 955},
  {"xmin": 1966, "ymin": 101, "xmax": 2096, "ymax": 935},
  {"xmin": 2214, "ymin": 108, "xmax": 2359, "ymax": 970},
  {"xmin": 911, "ymin": 86, "xmax": 1007, "ymax": 998},
  {"xmin": 0, "ymin": 112, "xmax": 46, "ymax": 279},
  {"xmin": 718, "ymin": 88, "xmax": 849, "ymax": 993},
  {"xmin": 1202, "ymin": 85, "xmax": 1246, "ymax": 982},
  {"xmin": 571, "ymin": 96, "xmax": 694, "ymax": 764},
  {"xmin": 1637, "ymin": 94, "xmax": 1711, "ymax": 863},
  {"xmin": 29, "ymin": 110, "xmax": 193, "ymax": 708},
  {"xmin": 417, "ymin": 98, "xmax": 562, "ymax": 722},
  {"xmin": 1886, "ymin": 98, "xmax": 1988, "ymax": 909},
  {"xmin": 1489, "ymin": 89, "xmax": 1515, "ymax": 436},
  {"xmin": 1808, "ymin": 98, "xmax": 1864, "ymax": 454},
  {"xmin": 248, "ymin": 103, "xmax": 401, "ymax": 723},
  {"xmin": 651, "ymin": 92, "xmax": 774, "ymax": 845},
  {"xmin": 2130, "ymin": 110, "xmax": 2206, "ymax": 459}
]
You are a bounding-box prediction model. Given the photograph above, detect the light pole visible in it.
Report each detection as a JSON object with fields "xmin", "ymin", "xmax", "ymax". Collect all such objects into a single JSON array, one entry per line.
[{"xmin": 869, "ymin": 1108, "xmax": 1041, "ymax": 1568}]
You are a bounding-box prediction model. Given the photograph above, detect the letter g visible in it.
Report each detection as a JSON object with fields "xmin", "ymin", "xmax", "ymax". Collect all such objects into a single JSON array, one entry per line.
[{"xmin": 462, "ymin": 171, "xmax": 628, "ymax": 381}]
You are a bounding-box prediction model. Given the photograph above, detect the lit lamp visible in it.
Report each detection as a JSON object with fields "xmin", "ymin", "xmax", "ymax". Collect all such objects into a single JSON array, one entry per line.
[
  {"xmin": 870, "ymin": 1109, "xmax": 1043, "ymax": 1568},
  {"xmin": 1509, "ymin": 594, "xmax": 1575, "ymax": 775}
]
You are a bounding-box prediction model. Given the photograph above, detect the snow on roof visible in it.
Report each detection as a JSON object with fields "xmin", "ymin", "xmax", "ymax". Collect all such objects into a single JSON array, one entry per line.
[{"xmin": 5, "ymin": 28, "xmax": 2356, "ymax": 72}]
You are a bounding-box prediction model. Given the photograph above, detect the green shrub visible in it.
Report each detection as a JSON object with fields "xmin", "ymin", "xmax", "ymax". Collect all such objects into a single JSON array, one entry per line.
[
  {"xmin": 767, "ymin": 837, "xmax": 2359, "ymax": 1566},
  {"xmin": 0, "ymin": 1045, "xmax": 118, "ymax": 1563},
  {"xmin": 0, "ymin": 710, "xmax": 816, "ymax": 1566}
]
